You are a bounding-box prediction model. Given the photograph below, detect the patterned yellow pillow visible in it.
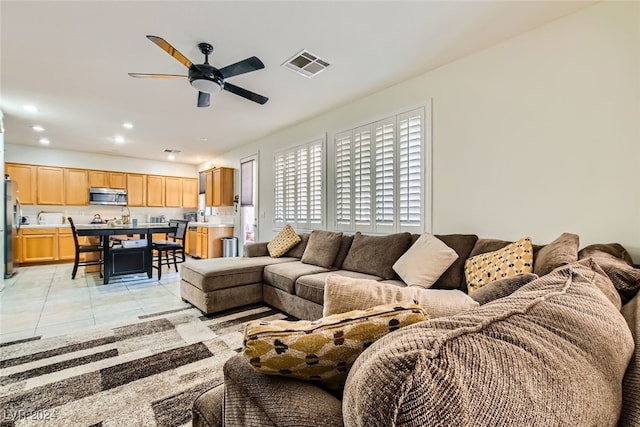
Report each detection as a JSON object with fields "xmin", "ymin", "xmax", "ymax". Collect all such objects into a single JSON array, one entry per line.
[
  {"xmin": 243, "ymin": 302, "xmax": 427, "ymax": 389},
  {"xmin": 465, "ymin": 236, "xmax": 534, "ymax": 293},
  {"xmin": 267, "ymin": 224, "xmax": 302, "ymax": 257}
]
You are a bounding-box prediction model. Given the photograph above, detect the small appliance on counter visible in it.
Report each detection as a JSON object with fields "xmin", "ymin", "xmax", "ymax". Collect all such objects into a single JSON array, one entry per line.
[
  {"xmin": 38, "ymin": 212, "xmax": 65, "ymax": 225},
  {"xmin": 21, "ymin": 216, "xmax": 30, "ymax": 225},
  {"xmin": 91, "ymin": 214, "xmax": 106, "ymax": 224},
  {"xmin": 183, "ymin": 212, "xmax": 197, "ymax": 222},
  {"xmin": 149, "ymin": 215, "xmax": 166, "ymax": 223}
]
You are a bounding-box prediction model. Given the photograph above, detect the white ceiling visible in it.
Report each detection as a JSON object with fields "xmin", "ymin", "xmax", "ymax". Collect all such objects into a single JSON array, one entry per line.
[{"xmin": 1, "ymin": 1, "xmax": 595, "ymax": 165}]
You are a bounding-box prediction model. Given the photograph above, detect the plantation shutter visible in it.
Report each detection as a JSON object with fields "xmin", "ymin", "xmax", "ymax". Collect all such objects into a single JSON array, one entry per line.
[
  {"xmin": 354, "ymin": 125, "xmax": 372, "ymax": 231},
  {"xmin": 335, "ymin": 132, "xmax": 352, "ymax": 228},
  {"xmin": 284, "ymin": 151, "xmax": 296, "ymax": 222},
  {"xmin": 374, "ymin": 119, "xmax": 395, "ymax": 232},
  {"xmin": 274, "ymin": 153, "xmax": 285, "ymax": 224},
  {"xmin": 309, "ymin": 142, "xmax": 323, "ymax": 225},
  {"xmin": 399, "ymin": 109, "xmax": 423, "ymax": 230},
  {"xmin": 297, "ymin": 147, "xmax": 309, "ymax": 225}
]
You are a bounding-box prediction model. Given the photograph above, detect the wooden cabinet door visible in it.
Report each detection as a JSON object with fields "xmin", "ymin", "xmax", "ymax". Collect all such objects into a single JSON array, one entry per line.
[
  {"xmin": 22, "ymin": 228, "xmax": 58, "ymax": 262},
  {"xmin": 37, "ymin": 167, "xmax": 64, "ymax": 205},
  {"xmin": 165, "ymin": 177, "xmax": 182, "ymax": 208},
  {"xmin": 109, "ymin": 173, "xmax": 126, "ymax": 189},
  {"xmin": 147, "ymin": 175, "xmax": 165, "ymax": 207},
  {"xmin": 208, "ymin": 226, "xmax": 234, "ymax": 258},
  {"xmin": 6, "ymin": 163, "xmax": 37, "ymax": 204},
  {"xmin": 204, "ymin": 170, "xmax": 213, "ymax": 207},
  {"xmin": 64, "ymin": 169, "xmax": 89, "ymax": 205},
  {"xmin": 89, "ymin": 170, "xmax": 108, "ymax": 188},
  {"xmin": 57, "ymin": 228, "xmax": 76, "ymax": 260},
  {"xmin": 213, "ymin": 167, "xmax": 234, "ymax": 207},
  {"xmin": 182, "ymin": 178, "xmax": 198, "ymax": 209},
  {"xmin": 127, "ymin": 174, "xmax": 146, "ymax": 206}
]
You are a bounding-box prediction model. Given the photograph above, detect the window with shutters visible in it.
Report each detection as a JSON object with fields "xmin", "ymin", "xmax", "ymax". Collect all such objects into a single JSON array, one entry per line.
[
  {"xmin": 333, "ymin": 107, "xmax": 427, "ymax": 233},
  {"xmin": 274, "ymin": 138, "xmax": 325, "ymax": 229}
]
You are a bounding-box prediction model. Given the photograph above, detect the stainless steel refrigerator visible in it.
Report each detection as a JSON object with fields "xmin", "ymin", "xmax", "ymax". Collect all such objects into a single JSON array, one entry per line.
[{"xmin": 4, "ymin": 176, "xmax": 20, "ymax": 278}]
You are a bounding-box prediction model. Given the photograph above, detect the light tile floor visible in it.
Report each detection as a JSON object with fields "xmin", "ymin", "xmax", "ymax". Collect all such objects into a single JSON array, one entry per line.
[{"xmin": 0, "ymin": 261, "xmax": 192, "ymax": 343}]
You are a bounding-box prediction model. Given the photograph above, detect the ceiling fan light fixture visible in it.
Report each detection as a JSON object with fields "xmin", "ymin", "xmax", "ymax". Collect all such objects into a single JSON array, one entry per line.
[{"xmin": 190, "ymin": 77, "xmax": 222, "ymax": 94}]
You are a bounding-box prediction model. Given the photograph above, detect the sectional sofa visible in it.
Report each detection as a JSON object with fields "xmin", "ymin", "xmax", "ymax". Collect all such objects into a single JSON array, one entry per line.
[{"xmin": 178, "ymin": 230, "xmax": 640, "ymax": 427}]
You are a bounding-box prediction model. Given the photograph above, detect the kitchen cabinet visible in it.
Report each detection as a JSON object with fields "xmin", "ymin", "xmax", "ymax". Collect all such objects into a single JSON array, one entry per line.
[
  {"xmin": 89, "ymin": 171, "xmax": 126, "ymax": 189},
  {"xmin": 64, "ymin": 169, "xmax": 89, "ymax": 205},
  {"xmin": 212, "ymin": 167, "xmax": 234, "ymax": 207},
  {"xmin": 37, "ymin": 167, "xmax": 65, "ymax": 205},
  {"xmin": 127, "ymin": 174, "xmax": 146, "ymax": 207},
  {"xmin": 187, "ymin": 226, "xmax": 198, "ymax": 257},
  {"xmin": 182, "ymin": 178, "xmax": 198, "ymax": 209},
  {"xmin": 21, "ymin": 228, "xmax": 58, "ymax": 262},
  {"xmin": 57, "ymin": 227, "xmax": 76, "ymax": 260},
  {"xmin": 147, "ymin": 175, "xmax": 165, "ymax": 207},
  {"xmin": 192, "ymin": 226, "xmax": 233, "ymax": 258},
  {"xmin": 5, "ymin": 163, "xmax": 37, "ymax": 205},
  {"xmin": 204, "ymin": 170, "xmax": 213, "ymax": 206},
  {"xmin": 165, "ymin": 177, "xmax": 182, "ymax": 208},
  {"xmin": 109, "ymin": 173, "xmax": 126, "ymax": 189}
]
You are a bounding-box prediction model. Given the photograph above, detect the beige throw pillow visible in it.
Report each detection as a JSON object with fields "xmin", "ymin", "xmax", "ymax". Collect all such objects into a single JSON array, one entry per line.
[
  {"xmin": 267, "ymin": 224, "xmax": 302, "ymax": 258},
  {"xmin": 323, "ymin": 274, "xmax": 479, "ymax": 319},
  {"xmin": 392, "ymin": 234, "xmax": 459, "ymax": 288}
]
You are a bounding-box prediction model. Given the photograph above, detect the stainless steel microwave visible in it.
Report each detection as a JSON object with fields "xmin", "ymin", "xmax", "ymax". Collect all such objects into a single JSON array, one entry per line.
[{"xmin": 89, "ymin": 187, "xmax": 127, "ymax": 206}]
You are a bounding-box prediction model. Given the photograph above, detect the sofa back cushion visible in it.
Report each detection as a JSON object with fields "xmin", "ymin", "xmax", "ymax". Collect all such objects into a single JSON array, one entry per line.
[
  {"xmin": 343, "ymin": 260, "xmax": 633, "ymax": 426},
  {"xmin": 284, "ymin": 233, "xmax": 310, "ymax": 258},
  {"xmin": 332, "ymin": 234, "xmax": 354, "ymax": 269},
  {"xmin": 621, "ymin": 293, "xmax": 640, "ymax": 426},
  {"xmin": 533, "ymin": 232, "xmax": 579, "ymax": 276},
  {"xmin": 301, "ymin": 230, "xmax": 344, "ymax": 268},
  {"xmin": 432, "ymin": 234, "xmax": 479, "ymax": 291},
  {"xmin": 342, "ymin": 232, "xmax": 412, "ymax": 280}
]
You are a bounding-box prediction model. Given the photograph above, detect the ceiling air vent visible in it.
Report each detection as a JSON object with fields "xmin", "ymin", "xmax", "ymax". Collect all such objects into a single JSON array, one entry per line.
[{"xmin": 282, "ymin": 49, "xmax": 329, "ymax": 78}]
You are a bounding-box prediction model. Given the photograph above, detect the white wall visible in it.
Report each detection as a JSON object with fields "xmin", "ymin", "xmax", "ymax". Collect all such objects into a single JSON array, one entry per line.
[{"xmin": 216, "ymin": 2, "xmax": 640, "ymax": 261}]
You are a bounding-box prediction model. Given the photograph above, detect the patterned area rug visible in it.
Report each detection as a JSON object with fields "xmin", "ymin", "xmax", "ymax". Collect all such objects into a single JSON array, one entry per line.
[{"xmin": 0, "ymin": 305, "xmax": 288, "ymax": 426}]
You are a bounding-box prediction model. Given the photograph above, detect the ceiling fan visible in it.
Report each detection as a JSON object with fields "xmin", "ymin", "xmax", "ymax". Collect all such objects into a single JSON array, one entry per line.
[{"xmin": 129, "ymin": 35, "xmax": 268, "ymax": 107}]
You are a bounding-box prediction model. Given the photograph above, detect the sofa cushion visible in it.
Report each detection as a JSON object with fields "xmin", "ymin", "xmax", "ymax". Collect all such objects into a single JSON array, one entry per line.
[
  {"xmin": 264, "ymin": 261, "xmax": 330, "ymax": 294},
  {"xmin": 268, "ymin": 224, "xmax": 302, "ymax": 257},
  {"xmin": 343, "ymin": 261, "xmax": 634, "ymax": 426},
  {"xmin": 243, "ymin": 301, "xmax": 426, "ymax": 390},
  {"xmin": 464, "ymin": 236, "xmax": 533, "ymax": 293},
  {"xmin": 332, "ymin": 234, "xmax": 354, "ymax": 269},
  {"xmin": 432, "ymin": 234, "xmax": 479, "ymax": 290},
  {"xmin": 180, "ymin": 256, "xmax": 297, "ymax": 292},
  {"xmin": 342, "ymin": 232, "xmax": 413, "ymax": 280},
  {"xmin": 301, "ymin": 230, "xmax": 344, "ymax": 268},
  {"xmin": 323, "ymin": 275, "xmax": 479, "ymax": 319},
  {"xmin": 392, "ymin": 233, "xmax": 458, "ymax": 288},
  {"xmin": 284, "ymin": 233, "xmax": 310, "ymax": 258},
  {"xmin": 469, "ymin": 273, "xmax": 539, "ymax": 305},
  {"xmin": 533, "ymin": 232, "xmax": 579, "ymax": 276},
  {"xmin": 295, "ymin": 270, "xmax": 383, "ymax": 305},
  {"xmin": 579, "ymin": 243, "xmax": 640, "ymax": 304},
  {"xmin": 621, "ymin": 293, "xmax": 640, "ymax": 426}
]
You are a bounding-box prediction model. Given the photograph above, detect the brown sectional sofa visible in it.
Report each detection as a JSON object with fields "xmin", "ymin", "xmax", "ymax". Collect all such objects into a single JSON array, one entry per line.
[{"xmin": 178, "ymin": 231, "xmax": 640, "ymax": 427}]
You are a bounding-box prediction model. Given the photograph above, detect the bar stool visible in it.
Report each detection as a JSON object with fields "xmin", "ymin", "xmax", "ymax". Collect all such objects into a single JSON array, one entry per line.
[
  {"xmin": 152, "ymin": 219, "xmax": 188, "ymax": 279},
  {"xmin": 67, "ymin": 217, "xmax": 104, "ymax": 279}
]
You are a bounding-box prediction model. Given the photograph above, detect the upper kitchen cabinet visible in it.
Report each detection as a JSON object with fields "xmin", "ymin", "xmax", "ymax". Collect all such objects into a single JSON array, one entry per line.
[
  {"xmin": 147, "ymin": 175, "xmax": 166, "ymax": 207},
  {"xmin": 182, "ymin": 178, "xmax": 198, "ymax": 209},
  {"xmin": 37, "ymin": 166, "xmax": 64, "ymax": 205},
  {"xmin": 89, "ymin": 171, "xmax": 126, "ymax": 189},
  {"xmin": 64, "ymin": 168, "xmax": 89, "ymax": 205},
  {"xmin": 212, "ymin": 167, "xmax": 234, "ymax": 207},
  {"xmin": 204, "ymin": 169, "xmax": 213, "ymax": 206},
  {"xmin": 5, "ymin": 163, "xmax": 37, "ymax": 204},
  {"xmin": 126, "ymin": 174, "xmax": 146, "ymax": 207},
  {"xmin": 165, "ymin": 176, "xmax": 182, "ymax": 208}
]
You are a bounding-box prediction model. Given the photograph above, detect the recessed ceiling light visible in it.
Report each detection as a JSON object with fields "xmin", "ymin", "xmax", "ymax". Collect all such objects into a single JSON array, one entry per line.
[
  {"xmin": 196, "ymin": 157, "xmax": 203, "ymax": 162},
  {"xmin": 199, "ymin": 137, "xmax": 208, "ymax": 142},
  {"xmin": 122, "ymin": 122, "xmax": 134, "ymax": 129},
  {"xmin": 114, "ymin": 135, "xmax": 125, "ymax": 143},
  {"xmin": 39, "ymin": 138, "xmax": 50, "ymax": 145},
  {"xmin": 32, "ymin": 125, "xmax": 45, "ymax": 132},
  {"xmin": 167, "ymin": 154, "xmax": 175, "ymax": 161},
  {"xmin": 24, "ymin": 105, "xmax": 39, "ymax": 113}
]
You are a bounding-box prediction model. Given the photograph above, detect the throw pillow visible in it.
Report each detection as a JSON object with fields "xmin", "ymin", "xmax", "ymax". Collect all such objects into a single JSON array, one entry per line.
[
  {"xmin": 464, "ymin": 236, "xmax": 533, "ymax": 293},
  {"xmin": 392, "ymin": 234, "xmax": 459, "ymax": 288},
  {"xmin": 267, "ymin": 224, "xmax": 302, "ymax": 258},
  {"xmin": 579, "ymin": 243, "xmax": 640, "ymax": 304},
  {"xmin": 243, "ymin": 301, "xmax": 426, "ymax": 390},
  {"xmin": 342, "ymin": 261, "xmax": 634, "ymax": 426},
  {"xmin": 341, "ymin": 232, "xmax": 413, "ymax": 280},
  {"xmin": 301, "ymin": 230, "xmax": 344, "ymax": 268},
  {"xmin": 469, "ymin": 273, "xmax": 538, "ymax": 305},
  {"xmin": 533, "ymin": 232, "xmax": 579, "ymax": 276},
  {"xmin": 323, "ymin": 274, "xmax": 479, "ymax": 319}
]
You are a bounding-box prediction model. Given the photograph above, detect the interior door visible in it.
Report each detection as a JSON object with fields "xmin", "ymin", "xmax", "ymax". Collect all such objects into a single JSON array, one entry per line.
[{"xmin": 240, "ymin": 154, "xmax": 258, "ymax": 252}]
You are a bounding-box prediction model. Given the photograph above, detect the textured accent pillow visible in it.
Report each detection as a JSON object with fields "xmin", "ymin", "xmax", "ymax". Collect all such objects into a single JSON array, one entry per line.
[
  {"xmin": 392, "ymin": 234, "xmax": 459, "ymax": 288},
  {"xmin": 464, "ymin": 236, "xmax": 533, "ymax": 293},
  {"xmin": 533, "ymin": 232, "xmax": 579, "ymax": 276},
  {"xmin": 342, "ymin": 261, "xmax": 634, "ymax": 426},
  {"xmin": 301, "ymin": 230, "xmax": 344, "ymax": 268},
  {"xmin": 243, "ymin": 302, "xmax": 426, "ymax": 390},
  {"xmin": 267, "ymin": 224, "xmax": 302, "ymax": 258},
  {"xmin": 470, "ymin": 273, "xmax": 539, "ymax": 305},
  {"xmin": 323, "ymin": 275, "xmax": 478, "ymax": 319},
  {"xmin": 341, "ymin": 232, "xmax": 413, "ymax": 280}
]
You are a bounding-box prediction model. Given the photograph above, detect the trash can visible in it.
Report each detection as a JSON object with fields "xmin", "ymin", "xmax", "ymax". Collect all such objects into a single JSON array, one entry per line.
[{"xmin": 221, "ymin": 236, "xmax": 238, "ymax": 257}]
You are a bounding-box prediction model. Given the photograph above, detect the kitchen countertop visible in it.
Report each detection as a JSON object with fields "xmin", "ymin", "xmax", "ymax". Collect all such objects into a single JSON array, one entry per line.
[{"xmin": 19, "ymin": 222, "xmax": 234, "ymax": 229}]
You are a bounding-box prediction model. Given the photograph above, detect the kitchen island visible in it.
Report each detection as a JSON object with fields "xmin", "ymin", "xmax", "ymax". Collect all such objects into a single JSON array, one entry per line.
[{"xmin": 74, "ymin": 223, "xmax": 177, "ymax": 284}]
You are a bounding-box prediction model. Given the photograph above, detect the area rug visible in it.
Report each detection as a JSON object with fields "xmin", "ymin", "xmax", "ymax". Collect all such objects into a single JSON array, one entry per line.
[{"xmin": 0, "ymin": 305, "xmax": 289, "ymax": 426}]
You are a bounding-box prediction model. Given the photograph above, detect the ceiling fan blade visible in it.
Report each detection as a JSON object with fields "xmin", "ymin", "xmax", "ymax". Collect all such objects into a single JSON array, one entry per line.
[
  {"xmin": 218, "ymin": 57, "xmax": 265, "ymax": 79},
  {"xmin": 223, "ymin": 82, "xmax": 268, "ymax": 105},
  {"xmin": 128, "ymin": 73, "xmax": 187, "ymax": 79},
  {"xmin": 197, "ymin": 91, "xmax": 210, "ymax": 108},
  {"xmin": 146, "ymin": 35, "xmax": 193, "ymax": 69}
]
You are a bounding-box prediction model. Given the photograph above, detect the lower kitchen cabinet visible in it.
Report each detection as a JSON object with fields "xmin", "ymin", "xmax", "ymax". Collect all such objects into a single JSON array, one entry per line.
[
  {"xmin": 188, "ymin": 226, "xmax": 233, "ymax": 259},
  {"xmin": 57, "ymin": 227, "xmax": 77, "ymax": 260},
  {"xmin": 21, "ymin": 228, "xmax": 58, "ymax": 262}
]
